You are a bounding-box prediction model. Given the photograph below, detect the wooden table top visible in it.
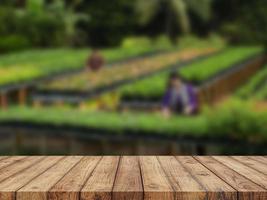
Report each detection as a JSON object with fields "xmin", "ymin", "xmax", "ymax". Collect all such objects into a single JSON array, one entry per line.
[{"xmin": 0, "ymin": 156, "xmax": 266, "ymax": 200}]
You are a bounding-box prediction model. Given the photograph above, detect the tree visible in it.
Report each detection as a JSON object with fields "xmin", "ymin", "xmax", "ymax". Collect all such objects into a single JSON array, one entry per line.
[
  {"xmin": 78, "ymin": 0, "xmax": 136, "ymax": 47},
  {"xmin": 135, "ymin": 0, "xmax": 213, "ymax": 41},
  {"xmin": 15, "ymin": 0, "xmax": 88, "ymax": 46},
  {"xmin": 47, "ymin": 0, "xmax": 89, "ymax": 46},
  {"xmin": 214, "ymin": 0, "xmax": 267, "ymax": 46}
]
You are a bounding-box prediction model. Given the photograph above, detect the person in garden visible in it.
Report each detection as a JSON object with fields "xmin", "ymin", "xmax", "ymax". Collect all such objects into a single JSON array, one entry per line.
[
  {"xmin": 162, "ymin": 72, "xmax": 198, "ymax": 117},
  {"xmin": 87, "ymin": 50, "xmax": 105, "ymax": 71}
]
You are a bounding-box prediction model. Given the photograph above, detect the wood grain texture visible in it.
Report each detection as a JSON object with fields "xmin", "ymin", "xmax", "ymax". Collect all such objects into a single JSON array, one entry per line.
[
  {"xmin": 232, "ymin": 156, "xmax": 267, "ymax": 175},
  {"xmin": 0, "ymin": 156, "xmax": 43, "ymax": 183},
  {"xmin": 48, "ymin": 156, "xmax": 101, "ymax": 200},
  {"xmin": 0, "ymin": 156, "xmax": 265, "ymax": 200},
  {"xmin": 112, "ymin": 156, "xmax": 143, "ymax": 200},
  {"xmin": 177, "ymin": 156, "xmax": 237, "ymax": 200},
  {"xmin": 0, "ymin": 156, "xmax": 63, "ymax": 200},
  {"xmin": 0, "ymin": 156, "xmax": 26, "ymax": 170},
  {"xmin": 17, "ymin": 156, "xmax": 82, "ymax": 200},
  {"xmin": 195, "ymin": 156, "xmax": 267, "ymax": 200},
  {"xmin": 158, "ymin": 156, "xmax": 206, "ymax": 200},
  {"xmin": 0, "ymin": 157, "xmax": 8, "ymax": 162},
  {"xmin": 81, "ymin": 156, "xmax": 120, "ymax": 200},
  {"xmin": 250, "ymin": 156, "xmax": 267, "ymax": 165},
  {"xmin": 139, "ymin": 156, "xmax": 174, "ymax": 200},
  {"xmin": 213, "ymin": 156, "xmax": 267, "ymax": 190}
]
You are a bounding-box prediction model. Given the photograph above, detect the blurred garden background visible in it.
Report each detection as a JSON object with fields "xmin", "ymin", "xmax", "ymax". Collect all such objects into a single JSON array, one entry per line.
[{"xmin": 0, "ymin": 0, "xmax": 267, "ymax": 155}]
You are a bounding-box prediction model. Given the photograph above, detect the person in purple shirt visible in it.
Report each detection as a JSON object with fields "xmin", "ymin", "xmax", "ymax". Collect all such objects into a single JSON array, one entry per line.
[{"xmin": 162, "ymin": 72, "xmax": 198, "ymax": 117}]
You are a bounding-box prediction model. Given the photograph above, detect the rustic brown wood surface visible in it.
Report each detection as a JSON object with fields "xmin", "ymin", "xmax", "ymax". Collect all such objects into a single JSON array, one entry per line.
[{"xmin": 0, "ymin": 156, "xmax": 266, "ymax": 200}]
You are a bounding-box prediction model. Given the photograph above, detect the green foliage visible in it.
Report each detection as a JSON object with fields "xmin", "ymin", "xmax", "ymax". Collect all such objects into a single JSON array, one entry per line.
[
  {"xmin": 18, "ymin": 12, "xmax": 66, "ymax": 47},
  {"xmin": 0, "ymin": 35, "xmax": 30, "ymax": 53},
  {"xmin": 121, "ymin": 37, "xmax": 153, "ymax": 49},
  {"xmin": 121, "ymin": 35, "xmax": 174, "ymax": 50},
  {"xmin": 0, "ymin": 0, "xmax": 88, "ymax": 52},
  {"xmin": 81, "ymin": 0, "xmax": 136, "ymax": 47},
  {"xmin": 219, "ymin": 0, "xmax": 267, "ymax": 46},
  {"xmin": 184, "ymin": 0, "xmax": 212, "ymax": 22},
  {"xmin": 120, "ymin": 46, "xmax": 262, "ymax": 98},
  {"xmin": 0, "ymin": 106, "xmax": 208, "ymax": 137},
  {"xmin": 206, "ymin": 99, "xmax": 267, "ymax": 142},
  {"xmin": 135, "ymin": 0, "xmax": 213, "ymax": 38},
  {"xmin": 178, "ymin": 34, "xmax": 225, "ymax": 49},
  {"xmin": 0, "ymin": 45, "xmax": 165, "ymax": 86},
  {"xmin": 0, "ymin": 100, "xmax": 266, "ymax": 142},
  {"xmin": 237, "ymin": 65, "xmax": 267, "ymax": 100},
  {"xmin": 26, "ymin": 0, "xmax": 44, "ymax": 14},
  {"xmin": 154, "ymin": 35, "xmax": 173, "ymax": 49},
  {"xmin": 180, "ymin": 47, "xmax": 262, "ymax": 82}
]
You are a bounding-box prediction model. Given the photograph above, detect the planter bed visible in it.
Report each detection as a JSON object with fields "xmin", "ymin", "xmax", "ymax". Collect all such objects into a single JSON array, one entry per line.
[
  {"xmin": 119, "ymin": 47, "xmax": 265, "ymax": 109},
  {"xmin": 0, "ymin": 124, "xmax": 266, "ymax": 155},
  {"xmin": 0, "ymin": 46, "xmax": 166, "ymax": 89},
  {"xmin": 237, "ymin": 65, "xmax": 267, "ymax": 100},
  {"xmin": 0, "ymin": 47, "xmax": 172, "ymax": 108},
  {"xmin": 0, "ymin": 101, "xmax": 266, "ymax": 147},
  {"xmin": 32, "ymin": 48, "xmax": 217, "ymax": 104}
]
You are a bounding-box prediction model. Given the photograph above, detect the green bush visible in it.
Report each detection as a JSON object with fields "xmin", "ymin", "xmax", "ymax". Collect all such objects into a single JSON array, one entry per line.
[
  {"xmin": 121, "ymin": 37, "xmax": 153, "ymax": 49},
  {"xmin": 153, "ymin": 35, "xmax": 173, "ymax": 49},
  {"xmin": 205, "ymin": 99, "xmax": 264, "ymax": 141},
  {"xmin": 237, "ymin": 65, "xmax": 267, "ymax": 100},
  {"xmin": 219, "ymin": 0, "xmax": 267, "ymax": 46},
  {"xmin": 180, "ymin": 47, "xmax": 262, "ymax": 82},
  {"xmin": 0, "ymin": 35, "xmax": 31, "ymax": 53},
  {"xmin": 0, "ymin": 101, "xmax": 266, "ymax": 142},
  {"xmin": 0, "ymin": 45, "xmax": 168, "ymax": 86},
  {"xmin": 120, "ymin": 46, "xmax": 263, "ymax": 99},
  {"xmin": 17, "ymin": 13, "xmax": 66, "ymax": 47}
]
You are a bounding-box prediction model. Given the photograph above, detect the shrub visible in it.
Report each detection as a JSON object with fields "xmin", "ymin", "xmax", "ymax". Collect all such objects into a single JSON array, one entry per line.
[
  {"xmin": 205, "ymin": 99, "xmax": 266, "ymax": 142},
  {"xmin": 121, "ymin": 37, "xmax": 152, "ymax": 49},
  {"xmin": 0, "ymin": 35, "xmax": 31, "ymax": 53},
  {"xmin": 219, "ymin": 0, "xmax": 267, "ymax": 46}
]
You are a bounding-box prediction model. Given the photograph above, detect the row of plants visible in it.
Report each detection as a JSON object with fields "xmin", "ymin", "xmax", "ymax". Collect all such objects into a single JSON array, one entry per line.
[
  {"xmin": 119, "ymin": 46, "xmax": 263, "ymax": 100},
  {"xmin": 0, "ymin": 99, "xmax": 266, "ymax": 142},
  {"xmin": 0, "ymin": 42, "xmax": 171, "ymax": 87},
  {"xmin": 237, "ymin": 65, "xmax": 267, "ymax": 100},
  {"xmin": 37, "ymin": 48, "xmax": 216, "ymax": 93}
]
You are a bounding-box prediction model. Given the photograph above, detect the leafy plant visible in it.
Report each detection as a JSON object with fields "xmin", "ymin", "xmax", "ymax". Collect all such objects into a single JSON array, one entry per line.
[
  {"xmin": 38, "ymin": 48, "xmax": 215, "ymax": 91},
  {"xmin": 237, "ymin": 65, "xmax": 267, "ymax": 100},
  {"xmin": 0, "ymin": 100, "xmax": 266, "ymax": 142},
  {"xmin": 0, "ymin": 43, "xmax": 168, "ymax": 86},
  {"xmin": 135, "ymin": 0, "xmax": 213, "ymax": 39},
  {"xmin": 120, "ymin": 46, "xmax": 263, "ymax": 99}
]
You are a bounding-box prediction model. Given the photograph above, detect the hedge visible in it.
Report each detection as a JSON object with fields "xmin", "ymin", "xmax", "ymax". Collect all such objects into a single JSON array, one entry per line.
[{"xmin": 0, "ymin": 99, "xmax": 266, "ymax": 142}]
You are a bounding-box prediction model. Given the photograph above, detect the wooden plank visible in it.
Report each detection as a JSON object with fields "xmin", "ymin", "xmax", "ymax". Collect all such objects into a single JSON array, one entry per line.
[
  {"xmin": 18, "ymin": 88, "xmax": 27, "ymax": 105},
  {"xmin": 232, "ymin": 156, "xmax": 267, "ymax": 175},
  {"xmin": 0, "ymin": 156, "xmax": 26, "ymax": 170},
  {"xmin": 250, "ymin": 156, "xmax": 267, "ymax": 165},
  {"xmin": 0, "ymin": 156, "xmax": 265, "ymax": 200},
  {"xmin": 48, "ymin": 156, "xmax": 101, "ymax": 200},
  {"xmin": 81, "ymin": 156, "xmax": 120, "ymax": 200},
  {"xmin": 196, "ymin": 156, "xmax": 267, "ymax": 200},
  {"xmin": 177, "ymin": 156, "xmax": 237, "ymax": 200},
  {"xmin": 213, "ymin": 156, "xmax": 267, "ymax": 190},
  {"xmin": 158, "ymin": 156, "xmax": 206, "ymax": 200},
  {"xmin": 112, "ymin": 156, "xmax": 143, "ymax": 200},
  {"xmin": 0, "ymin": 157, "xmax": 8, "ymax": 162},
  {"xmin": 0, "ymin": 156, "xmax": 43, "ymax": 183},
  {"xmin": 139, "ymin": 156, "xmax": 174, "ymax": 200},
  {"xmin": 0, "ymin": 156, "xmax": 63, "ymax": 200},
  {"xmin": 0, "ymin": 93, "xmax": 8, "ymax": 109},
  {"xmin": 17, "ymin": 156, "xmax": 82, "ymax": 200}
]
